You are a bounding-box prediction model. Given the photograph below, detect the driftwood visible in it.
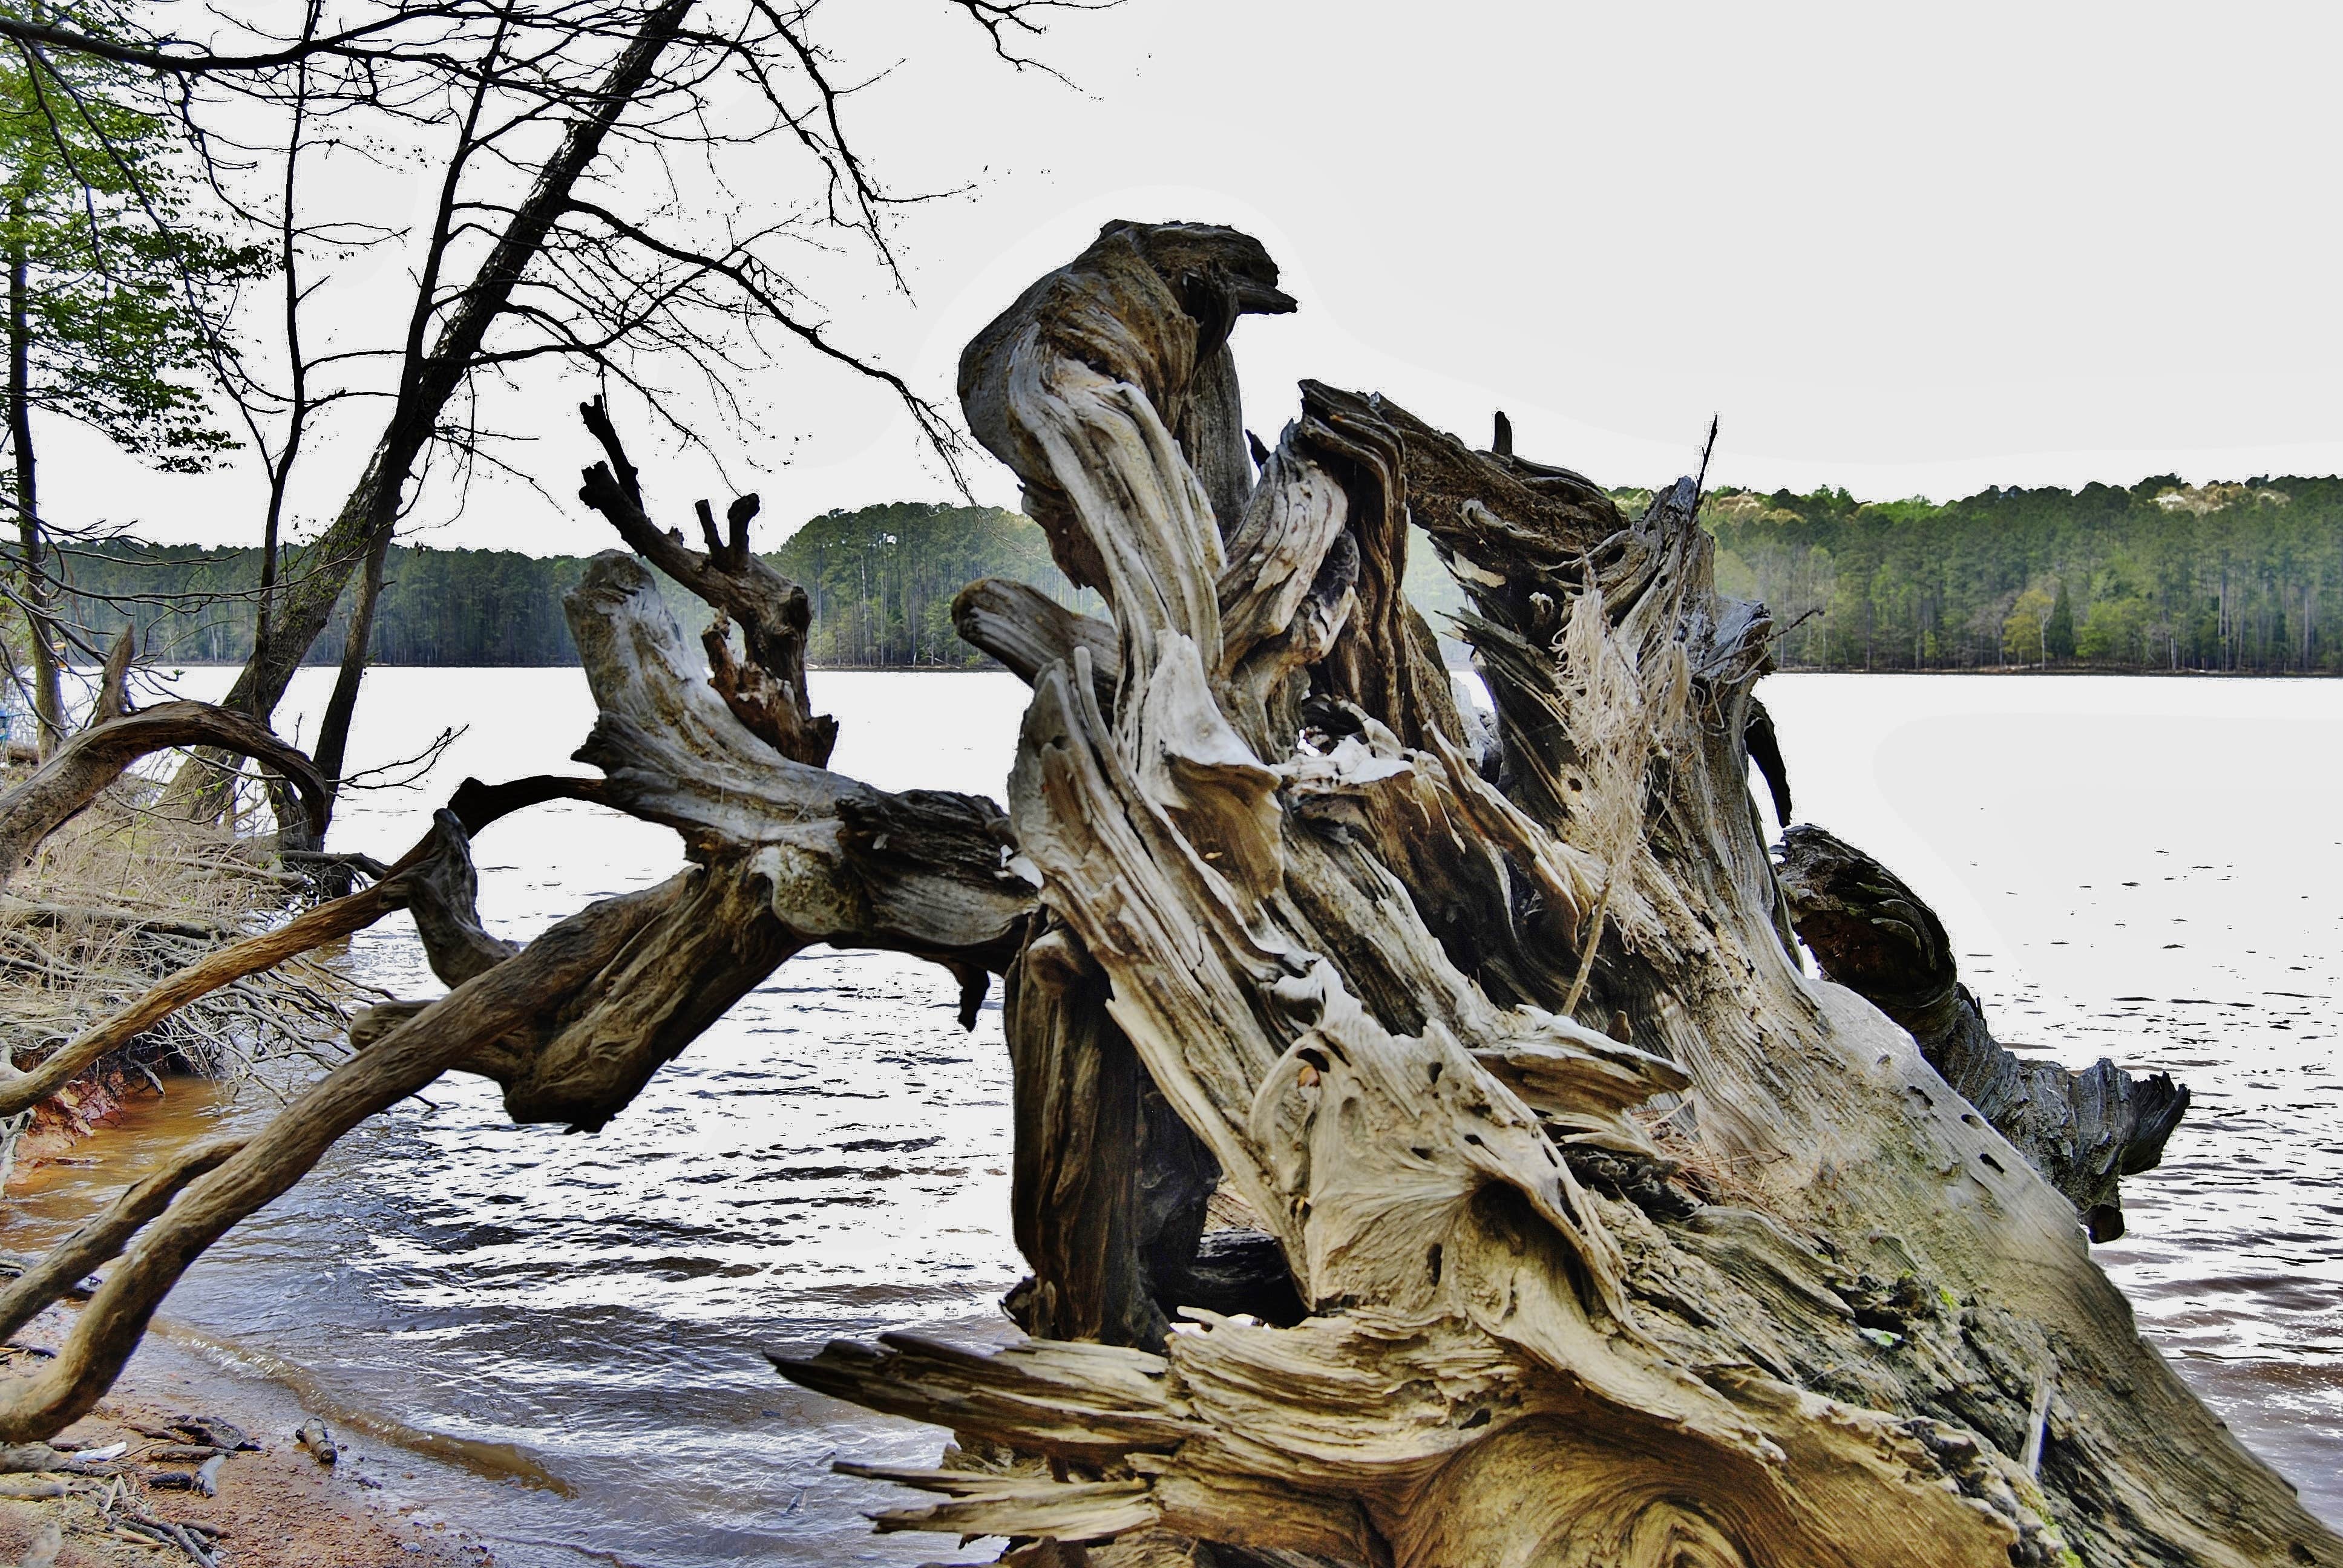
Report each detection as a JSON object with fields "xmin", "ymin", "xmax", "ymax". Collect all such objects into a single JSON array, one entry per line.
[
  {"xmin": 576, "ymin": 395, "xmax": 837, "ymax": 768},
  {"xmin": 0, "ymin": 696, "xmax": 327, "ymax": 888},
  {"xmin": 0, "ymin": 221, "xmax": 2324, "ymax": 1568},
  {"xmin": 1775, "ymin": 825, "xmax": 2189, "ymax": 1242},
  {"xmin": 771, "ymin": 222, "xmax": 2336, "ymax": 1568},
  {"xmin": 0, "ymin": 426, "xmax": 1035, "ymax": 1435}
]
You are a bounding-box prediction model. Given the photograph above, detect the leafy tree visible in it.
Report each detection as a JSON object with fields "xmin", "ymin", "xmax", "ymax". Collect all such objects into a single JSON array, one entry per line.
[
  {"xmin": 0, "ymin": 29, "xmax": 265, "ymax": 749},
  {"xmin": 2077, "ymin": 592, "xmax": 2149, "ymax": 663},
  {"xmin": 2002, "ymin": 587, "xmax": 2054, "ymax": 665},
  {"xmin": 1707, "ymin": 478, "xmax": 2343, "ymax": 675},
  {"xmin": 2044, "ymin": 580, "xmax": 2076, "ymax": 661}
]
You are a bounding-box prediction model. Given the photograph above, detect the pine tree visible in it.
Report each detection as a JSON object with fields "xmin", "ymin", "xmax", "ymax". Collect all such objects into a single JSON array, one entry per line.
[{"xmin": 2045, "ymin": 578, "xmax": 2077, "ymax": 661}]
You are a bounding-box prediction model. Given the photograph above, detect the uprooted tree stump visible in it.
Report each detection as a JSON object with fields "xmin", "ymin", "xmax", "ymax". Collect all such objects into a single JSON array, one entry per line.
[
  {"xmin": 772, "ymin": 221, "xmax": 2333, "ymax": 1568},
  {"xmin": 0, "ymin": 220, "xmax": 2327, "ymax": 1568}
]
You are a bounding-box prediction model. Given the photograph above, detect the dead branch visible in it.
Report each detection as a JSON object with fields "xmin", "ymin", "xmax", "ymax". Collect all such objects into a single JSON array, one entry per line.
[
  {"xmin": 1775, "ymin": 823, "xmax": 2189, "ymax": 1241},
  {"xmin": 0, "ymin": 537, "xmax": 1037, "ymax": 1434},
  {"xmin": 575, "ymin": 397, "xmax": 837, "ymax": 766},
  {"xmin": 0, "ymin": 703, "xmax": 327, "ymax": 887},
  {"xmin": 952, "ymin": 577, "xmax": 1119, "ymax": 711}
]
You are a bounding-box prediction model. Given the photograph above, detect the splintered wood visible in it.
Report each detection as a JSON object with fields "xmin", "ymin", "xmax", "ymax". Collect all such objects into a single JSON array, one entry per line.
[
  {"xmin": 776, "ymin": 222, "xmax": 2335, "ymax": 1568},
  {"xmin": 0, "ymin": 220, "xmax": 2322, "ymax": 1568}
]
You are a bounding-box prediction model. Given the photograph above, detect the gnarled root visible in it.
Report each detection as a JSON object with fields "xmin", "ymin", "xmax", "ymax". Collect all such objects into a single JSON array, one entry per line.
[
  {"xmin": 776, "ymin": 221, "xmax": 2338, "ymax": 1568},
  {"xmin": 1774, "ymin": 823, "xmax": 2189, "ymax": 1241}
]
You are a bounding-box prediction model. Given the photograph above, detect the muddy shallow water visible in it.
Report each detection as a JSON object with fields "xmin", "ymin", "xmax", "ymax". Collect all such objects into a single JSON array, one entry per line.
[{"xmin": 6, "ymin": 667, "xmax": 2339, "ymax": 1563}]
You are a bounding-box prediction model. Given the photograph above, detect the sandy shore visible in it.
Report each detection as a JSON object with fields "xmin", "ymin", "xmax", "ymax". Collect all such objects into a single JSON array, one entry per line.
[{"xmin": 0, "ymin": 1332, "xmax": 496, "ymax": 1568}]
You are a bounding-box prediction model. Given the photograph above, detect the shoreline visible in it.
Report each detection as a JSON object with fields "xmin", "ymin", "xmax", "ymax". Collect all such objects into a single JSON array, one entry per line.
[
  {"xmin": 0, "ymin": 1328, "xmax": 490, "ymax": 1567},
  {"xmin": 1, "ymin": 1085, "xmax": 540, "ymax": 1568}
]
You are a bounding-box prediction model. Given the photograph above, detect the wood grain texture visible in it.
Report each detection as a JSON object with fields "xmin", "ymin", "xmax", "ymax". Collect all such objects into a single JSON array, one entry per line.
[
  {"xmin": 776, "ymin": 221, "xmax": 2339, "ymax": 1568},
  {"xmin": 1775, "ymin": 823, "xmax": 2189, "ymax": 1241}
]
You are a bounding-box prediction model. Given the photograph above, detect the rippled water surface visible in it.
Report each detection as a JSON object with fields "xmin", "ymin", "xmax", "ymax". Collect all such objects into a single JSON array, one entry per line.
[{"xmin": 7, "ymin": 668, "xmax": 2341, "ymax": 1559}]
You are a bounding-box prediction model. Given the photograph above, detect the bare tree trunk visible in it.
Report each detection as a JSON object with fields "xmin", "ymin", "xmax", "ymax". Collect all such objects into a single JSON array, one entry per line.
[
  {"xmin": 251, "ymin": 55, "xmax": 314, "ymax": 701},
  {"xmin": 775, "ymin": 221, "xmax": 2339, "ymax": 1568},
  {"xmin": 304, "ymin": 516, "xmax": 392, "ymax": 841},
  {"xmin": 195, "ymin": 0, "xmax": 694, "ymax": 748},
  {"xmin": 7, "ymin": 204, "xmax": 61, "ymax": 758}
]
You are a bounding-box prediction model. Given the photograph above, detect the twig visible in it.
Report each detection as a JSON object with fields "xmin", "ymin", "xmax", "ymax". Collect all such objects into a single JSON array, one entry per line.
[{"xmin": 122, "ymin": 1516, "xmax": 215, "ymax": 1567}]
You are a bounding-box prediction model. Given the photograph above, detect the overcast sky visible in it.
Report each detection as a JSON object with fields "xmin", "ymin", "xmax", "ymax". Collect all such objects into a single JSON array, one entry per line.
[{"xmin": 54, "ymin": 1, "xmax": 2343, "ymax": 554}]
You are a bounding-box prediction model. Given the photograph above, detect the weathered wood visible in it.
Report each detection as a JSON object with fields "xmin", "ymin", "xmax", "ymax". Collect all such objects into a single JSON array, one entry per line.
[
  {"xmin": 776, "ymin": 221, "xmax": 2339, "ymax": 1568},
  {"xmin": 1000, "ymin": 913, "xmax": 1222, "ymax": 1351},
  {"xmin": 0, "ymin": 702, "xmax": 328, "ymax": 887},
  {"xmin": 576, "ymin": 396, "xmax": 837, "ymax": 767},
  {"xmin": 1775, "ymin": 824, "xmax": 2189, "ymax": 1241},
  {"xmin": 0, "ymin": 218, "xmax": 2322, "ymax": 1568},
  {"xmin": 399, "ymin": 810, "xmax": 520, "ymax": 986},
  {"xmin": 332, "ymin": 552, "xmax": 1037, "ymax": 1133},
  {"xmin": 0, "ymin": 451, "xmax": 1043, "ymax": 1448},
  {"xmin": 958, "ymin": 219, "xmax": 1294, "ymax": 601},
  {"xmin": 953, "ymin": 577, "xmax": 1119, "ymax": 711}
]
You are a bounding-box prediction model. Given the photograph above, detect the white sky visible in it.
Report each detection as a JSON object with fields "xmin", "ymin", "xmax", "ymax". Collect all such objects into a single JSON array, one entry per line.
[{"xmin": 48, "ymin": 1, "xmax": 2343, "ymax": 554}]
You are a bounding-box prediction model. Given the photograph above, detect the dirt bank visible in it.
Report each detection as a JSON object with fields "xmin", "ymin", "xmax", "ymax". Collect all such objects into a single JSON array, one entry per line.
[{"xmin": 0, "ymin": 1334, "xmax": 497, "ymax": 1567}]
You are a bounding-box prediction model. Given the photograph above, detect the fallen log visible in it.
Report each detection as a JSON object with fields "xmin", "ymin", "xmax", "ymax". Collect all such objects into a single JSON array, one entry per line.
[
  {"xmin": 0, "ymin": 426, "xmax": 1036, "ymax": 1434},
  {"xmin": 1774, "ymin": 823, "xmax": 2189, "ymax": 1241},
  {"xmin": 772, "ymin": 221, "xmax": 2338, "ymax": 1568},
  {"xmin": 0, "ymin": 218, "xmax": 2322, "ymax": 1568}
]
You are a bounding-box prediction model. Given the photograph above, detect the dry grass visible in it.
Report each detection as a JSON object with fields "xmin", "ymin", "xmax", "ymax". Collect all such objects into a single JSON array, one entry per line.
[
  {"xmin": 0, "ymin": 766, "xmax": 373, "ymax": 1106},
  {"xmin": 1633, "ymin": 1104, "xmax": 1781, "ymax": 1211}
]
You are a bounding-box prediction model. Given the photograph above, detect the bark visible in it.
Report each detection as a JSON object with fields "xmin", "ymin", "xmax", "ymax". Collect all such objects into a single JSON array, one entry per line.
[
  {"xmin": 773, "ymin": 222, "xmax": 2338, "ymax": 1568},
  {"xmin": 304, "ymin": 515, "xmax": 395, "ymax": 834},
  {"xmin": 87, "ymin": 626, "xmax": 134, "ymax": 729},
  {"xmin": 1774, "ymin": 824, "xmax": 2189, "ymax": 1243},
  {"xmin": 5, "ymin": 204, "xmax": 60, "ymax": 759}
]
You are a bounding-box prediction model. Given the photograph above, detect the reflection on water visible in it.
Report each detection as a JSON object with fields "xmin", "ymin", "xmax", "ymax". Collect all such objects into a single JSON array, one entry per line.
[{"xmin": 2, "ymin": 667, "xmax": 2338, "ymax": 1560}]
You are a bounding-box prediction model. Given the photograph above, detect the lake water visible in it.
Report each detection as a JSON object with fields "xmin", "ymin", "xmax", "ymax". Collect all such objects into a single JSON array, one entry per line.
[{"xmin": 5, "ymin": 667, "xmax": 2340, "ymax": 1563}]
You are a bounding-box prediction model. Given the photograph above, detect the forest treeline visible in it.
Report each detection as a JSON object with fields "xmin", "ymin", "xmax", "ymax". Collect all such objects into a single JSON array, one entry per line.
[
  {"xmin": 41, "ymin": 477, "xmax": 2343, "ymax": 675},
  {"xmin": 50, "ymin": 502, "xmax": 1093, "ymax": 670},
  {"xmin": 1697, "ymin": 475, "xmax": 2341, "ymax": 672}
]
